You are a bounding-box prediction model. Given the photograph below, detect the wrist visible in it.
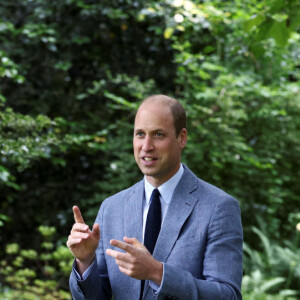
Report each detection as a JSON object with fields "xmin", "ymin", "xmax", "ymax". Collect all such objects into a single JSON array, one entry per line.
[
  {"xmin": 150, "ymin": 260, "xmax": 163, "ymax": 285},
  {"xmin": 76, "ymin": 254, "xmax": 95, "ymax": 275}
]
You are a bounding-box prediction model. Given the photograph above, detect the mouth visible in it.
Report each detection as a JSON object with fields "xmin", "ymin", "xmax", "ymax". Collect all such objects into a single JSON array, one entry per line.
[{"xmin": 142, "ymin": 157, "xmax": 158, "ymax": 163}]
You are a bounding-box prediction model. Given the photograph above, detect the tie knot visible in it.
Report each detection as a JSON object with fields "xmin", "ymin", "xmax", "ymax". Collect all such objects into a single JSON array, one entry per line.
[{"xmin": 151, "ymin": 188, "xmax": 160, "ymax": 200}]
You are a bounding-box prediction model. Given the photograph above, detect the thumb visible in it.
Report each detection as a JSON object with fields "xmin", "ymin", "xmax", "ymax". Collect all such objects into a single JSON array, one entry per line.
[{"xmin": 92, "ymin": 223, "xmax": 100, "ymax": 240}]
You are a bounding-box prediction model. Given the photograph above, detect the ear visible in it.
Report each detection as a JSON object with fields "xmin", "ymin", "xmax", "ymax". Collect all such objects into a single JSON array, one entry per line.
[{"xmin": 178, "ymin": 128, "xmax": 187, "ymax": 149}]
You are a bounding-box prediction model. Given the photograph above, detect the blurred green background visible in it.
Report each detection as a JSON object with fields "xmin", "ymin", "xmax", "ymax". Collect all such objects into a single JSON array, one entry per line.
[{"xmin": 0, "ymin": 0, "xmax": 299, "ymax": 299}]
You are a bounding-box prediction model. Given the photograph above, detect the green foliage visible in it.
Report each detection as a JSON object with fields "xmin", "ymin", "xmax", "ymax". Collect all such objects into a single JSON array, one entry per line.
[
  {"xmin": 0, "ymin": 213, "xmax": 9, "ymax": 227},
  {"xmin": 0, "ymin": 0, "xmax": 299, "ymax": 297},
  {"xmin": 161, "ymin": 0, "xmax": 300, "ymax": 240},
  {"xmin": 242, "ymin": 269, "xmax": 299, "ymax": 300},
  {"xmin": 243, "ymin": 226, "xmax": 300, "ymax": 297},
  {"xmin": 242, "ymin": 0, "xmax": 300, "ymax": 47},
  {"xmin": 0, "ymin": 50, "xmax": 25, "ymax": 83},
  {"xmin": 0, "ymin": 226, "xmax": 73, "ymax": 300}
]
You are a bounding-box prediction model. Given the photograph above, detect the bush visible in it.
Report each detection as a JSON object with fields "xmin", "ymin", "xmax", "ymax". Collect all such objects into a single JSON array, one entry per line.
[{"xmin": 0, "ymin": 226, "xmax": 73, "ymax": 300}]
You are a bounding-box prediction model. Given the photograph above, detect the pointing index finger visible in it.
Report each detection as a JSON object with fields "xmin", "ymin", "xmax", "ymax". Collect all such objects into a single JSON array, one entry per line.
[
  {"xmin": 110, "ymin": 239, "xmax": 136, "ymax": 254},
  {"xmin": 73, "ymin": 206, "xmax": 85, "ymax": 224}
]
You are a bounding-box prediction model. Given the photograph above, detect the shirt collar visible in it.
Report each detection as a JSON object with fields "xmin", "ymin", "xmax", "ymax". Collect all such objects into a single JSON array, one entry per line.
[{"xmin": 144, "ymin": 164, "xmax": 184, "ymax": 205}]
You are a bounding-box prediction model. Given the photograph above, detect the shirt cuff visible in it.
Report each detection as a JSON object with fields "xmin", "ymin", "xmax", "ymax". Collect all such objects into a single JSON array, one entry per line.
[
  {"xmin": 73, "ymin": 259, "xmax": 96, "ymax": 280},
  {"xmin": 149, "ymin": 262, "xmax": 165, "ymax": 294}
]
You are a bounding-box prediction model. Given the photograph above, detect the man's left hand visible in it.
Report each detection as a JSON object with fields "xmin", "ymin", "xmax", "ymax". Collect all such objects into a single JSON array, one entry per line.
[{"xmin": 106, "ymin": 237, "xmax": 163, "ymax": 285}]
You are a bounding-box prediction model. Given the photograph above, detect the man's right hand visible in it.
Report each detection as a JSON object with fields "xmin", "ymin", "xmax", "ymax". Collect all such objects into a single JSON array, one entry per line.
[{"xmin": 67, "ymin": 206, "xmax": 100, "ymax": 275}]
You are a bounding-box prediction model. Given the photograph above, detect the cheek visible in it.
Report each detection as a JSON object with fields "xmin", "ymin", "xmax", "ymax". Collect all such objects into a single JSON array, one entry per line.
[
  {"xmin": 163, "ymin": 142, "xmax": 177, "ymax": 155},
  {"xmin": 167, "ymin": 145, "xmax": 180, "ymax": 160},
  {"xmin": 133, "ymin": 139, "xmax": 138, "ymax": 149},
  {"xmin": 133, "ymin": 141, "xmax": 141, "ymax": 154}
]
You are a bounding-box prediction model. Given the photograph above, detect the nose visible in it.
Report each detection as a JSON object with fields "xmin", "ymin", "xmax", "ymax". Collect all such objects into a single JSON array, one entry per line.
[{"xmin": 142, "ymin": 135, "xmax": 154, "ymax": 152}]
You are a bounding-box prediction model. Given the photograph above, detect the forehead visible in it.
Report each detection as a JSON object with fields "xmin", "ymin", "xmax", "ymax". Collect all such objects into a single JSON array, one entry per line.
[{"xmin": 134, "ymin": 101, "xmax": 174, "ymax": 129}]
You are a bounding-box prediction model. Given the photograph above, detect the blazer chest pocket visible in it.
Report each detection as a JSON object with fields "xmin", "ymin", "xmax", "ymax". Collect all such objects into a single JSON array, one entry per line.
[
  {"xmin": 173, "ymin": 233, "xmax": 203, "ymax": 250},
  {"xmin": 169, "ymin": 233, "xmax": 204, "ymax": 272}
]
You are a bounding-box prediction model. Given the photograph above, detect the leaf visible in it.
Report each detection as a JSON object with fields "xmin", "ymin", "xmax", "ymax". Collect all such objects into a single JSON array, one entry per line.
[
  {"xmin": 269, "ymin": 0, "xmax": 285, "ymax": 13},
  {"xmin": 104, "ymin": 91, "xmax": 137, "ymax": 109},
  {"xmin": 0, "ymin": 165, "xmax": 10, "ymax": 182},
  {"xmin": 54, "ymin": 61, "xmax": 72, "ymax": 71},
  {"xmin": 255, "ymin": 19, "xmax": 274, "ymax": 42},
  {"xmin": 198, "ymin": 69, "xmax": 211, "ymax": 80},
  {"xmin": 202, "ymin": 62, "xmax": 224, "ymax": 72},
  {"xmin": 260, "ymin": 277, "xmax": 285, "ymax": 293},
  {"xmin": 252, "ymin": 227, "xmax": 273, "ymax": 261},
  {"xmin": 164, "ymin": 27, "xmax": 174, "ymax": 39},
  {"xmin": 279, "ymin": 289, "xmax": 300, "ymax": 296},
  {"xmin": 289, "ymin": 11, "xmax": 300, "ymax": 30},
  {"xmin": 254, "ymin": 18, "xmax": 291, "ymax": 46},
  {"xmin": 268, "ymin": 20, "xmax": 291, "ymax": 47},
  {"xmin": 243, "ymin": 14, "xmax": 266, "ymax": 32},
  {"xmin": 0, "ymin": 94, "xmax": 6, "ymax": 103}
]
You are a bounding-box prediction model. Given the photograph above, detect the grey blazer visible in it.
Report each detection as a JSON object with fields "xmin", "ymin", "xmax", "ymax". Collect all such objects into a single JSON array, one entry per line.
[{"xmin": 70, "ymin": 165, "xmax": 243, "ymax": 300}]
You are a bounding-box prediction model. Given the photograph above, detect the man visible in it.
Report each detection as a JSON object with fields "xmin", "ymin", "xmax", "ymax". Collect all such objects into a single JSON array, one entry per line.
[{"xmin": 67, "ymin": 95, "xmax": 243, "ymax": 300}]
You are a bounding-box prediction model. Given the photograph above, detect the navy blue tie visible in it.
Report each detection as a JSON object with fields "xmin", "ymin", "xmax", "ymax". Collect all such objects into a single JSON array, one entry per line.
[
  {"xmin": 144, "ymin": 188, "xmax": 161, "ymax": 254},
  {"xmin": 140, "ymin": 188, "xmax": 161, "ymax": 299}
]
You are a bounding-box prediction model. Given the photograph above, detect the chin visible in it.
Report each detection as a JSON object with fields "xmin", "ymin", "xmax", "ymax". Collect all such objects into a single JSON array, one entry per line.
[
  {"xmin": 141, "ymin": 169, "xmax": 156, "ymax": 176},
  {"xmin": 139, "ymin": 167, "xmax": 158, "ymax": 177}
]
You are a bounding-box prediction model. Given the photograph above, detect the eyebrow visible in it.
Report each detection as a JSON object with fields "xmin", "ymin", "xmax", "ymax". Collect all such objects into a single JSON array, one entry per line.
[{"xmin": 134, "ymin": 128, "xmax": 166, "ymax": 133}]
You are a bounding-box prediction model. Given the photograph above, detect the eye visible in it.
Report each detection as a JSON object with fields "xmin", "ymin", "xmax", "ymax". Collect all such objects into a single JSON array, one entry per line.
[
  {"xmin": 135, "ymin": 131, "xmax": 144, "ymax": 137},
  {"xmin": 155, "ymin": 132, "xmax": 164, "ymax": 137}
]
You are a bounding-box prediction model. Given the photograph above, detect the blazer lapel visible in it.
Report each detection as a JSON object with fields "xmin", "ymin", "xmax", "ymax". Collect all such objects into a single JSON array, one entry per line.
[
  {"xmin": 153, "ymin": 167, "xmax": 198, "ymax": 262},
  {"xmin": 124, "ymin": 180, "xmax": 144, "ymax": 243}
]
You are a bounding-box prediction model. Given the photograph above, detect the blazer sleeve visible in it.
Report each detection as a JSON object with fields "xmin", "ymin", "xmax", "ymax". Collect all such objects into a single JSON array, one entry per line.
[
  {"xmin": 156, "ymin": 196, "xmax": 243, "ymax": 300},
  {"xmin": 69, "ymin": 204, "xmax": 112, "ymax": 300}
]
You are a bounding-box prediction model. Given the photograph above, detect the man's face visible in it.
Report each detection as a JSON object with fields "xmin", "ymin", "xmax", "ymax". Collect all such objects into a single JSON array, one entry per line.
[{"xmin": 133, "ymin": 101, "xmax": 187, "ymax": 187}]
